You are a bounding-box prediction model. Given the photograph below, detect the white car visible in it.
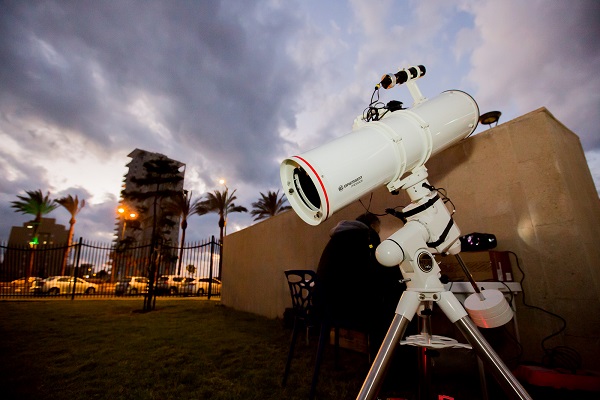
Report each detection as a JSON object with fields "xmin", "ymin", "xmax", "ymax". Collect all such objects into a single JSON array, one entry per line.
[
  {"xmin": 30, "ymin": 276, "xmax": 98, "ymax": 295},
  {"xmin": 1, "ymin": 277, "xmax": 43, "ymax": 294},
  {"xmin": 115, "ymin": 276, "xmax": 149, "ymax": 295},
  {"xmin": 183, "ymin": 277, "xmax": 221, "ymax": 296},
  {"xmin": 155, "ymin": 275, "xmax": 194, "ymax": 295}
]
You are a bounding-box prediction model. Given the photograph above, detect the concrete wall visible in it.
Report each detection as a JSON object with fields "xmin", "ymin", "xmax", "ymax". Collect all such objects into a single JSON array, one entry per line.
[{"xmin": 221, "ymin": 107, "xmax": 600, "ymax": 369}]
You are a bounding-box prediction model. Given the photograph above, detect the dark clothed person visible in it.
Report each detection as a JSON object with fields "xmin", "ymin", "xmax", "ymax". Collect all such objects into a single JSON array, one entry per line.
[{"xmin": 315, "ymin": 213, "xmax": 404, "ymax": 357}]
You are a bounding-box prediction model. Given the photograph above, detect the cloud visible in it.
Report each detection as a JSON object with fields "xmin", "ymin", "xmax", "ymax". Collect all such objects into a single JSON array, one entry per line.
[
  {"xmin": 0, "ymin": 0, "xmax": 598, "ymax": 244},
  {"xmin": 585, "ymin": 149, "xmax": 600, "ymax": 196},
  {"xmin": 463, "ymin": 0, "xmax": 600, "ymax": 150},
  {"xmin": 0, "ymin": 1, "xmax": 304, "ymax": 181},
  {"xmin": 0, "ymin": 0, "xmax": 308, "ymax": 240}
]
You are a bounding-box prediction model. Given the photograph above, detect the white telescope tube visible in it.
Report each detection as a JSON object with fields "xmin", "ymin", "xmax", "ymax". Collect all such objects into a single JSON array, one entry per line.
[{"xmin": 281, "ymin": 90, "xmax": 479, "ymax": 225}]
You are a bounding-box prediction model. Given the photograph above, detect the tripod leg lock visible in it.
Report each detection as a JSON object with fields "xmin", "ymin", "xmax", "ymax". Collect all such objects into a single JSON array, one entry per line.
[
  {"xmin": 395, "ymin": 290, "xmax": 422, "ymax": 321},
  {"xmin": 437, "ymin": 291, "xmax": 469, "ymax": 323}
]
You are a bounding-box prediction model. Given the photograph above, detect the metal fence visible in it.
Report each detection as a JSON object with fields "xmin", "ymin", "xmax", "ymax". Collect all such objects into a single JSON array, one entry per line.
[{"xmin": 0, "ymin": 236, "xmax": 222, "ymax": 299}]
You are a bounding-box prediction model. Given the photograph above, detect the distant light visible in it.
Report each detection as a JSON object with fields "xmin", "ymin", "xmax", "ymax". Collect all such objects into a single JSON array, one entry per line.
[
  {"xmin": 219, "ymin": 179, "xmax": 226, "ymax": 185},
  {"xmin": 479, "ymin": 111, "xmax": 502, "ymax": 128}
]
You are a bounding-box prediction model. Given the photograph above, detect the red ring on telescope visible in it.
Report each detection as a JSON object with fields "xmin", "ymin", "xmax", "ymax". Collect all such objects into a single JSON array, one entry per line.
[{"xmin": 292, "ymin": 155, "xmax": 330, "ymax": 220}]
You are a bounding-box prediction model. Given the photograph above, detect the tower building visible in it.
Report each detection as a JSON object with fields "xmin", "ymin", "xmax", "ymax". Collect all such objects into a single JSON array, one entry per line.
[{"xmin": 116, "ymin": 148, "xmax": 186, "ymax": 248}]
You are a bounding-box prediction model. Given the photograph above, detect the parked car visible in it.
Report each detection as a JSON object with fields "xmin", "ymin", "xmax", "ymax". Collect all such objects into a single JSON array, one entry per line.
[
  {"xmin": 178, "ymin": 277, "xmax": 221, "ymax": 296},
  {"xmin": 115, "ymin": 276, "xmax": 149, "ymax": 296},
  {"xmin": 1, "ymin": 277, "xmax": 43, "ymax": 294},
  {"xmin": 193, "ymin": 277, "xmax": 222, "ymax": 296},
  {"xmin": 155, "ymin": 275, "xmax": 193, "ymax": 295},
  {"xmin": 30, "ymin": 276, "xmax": 98, "ymax": 295}
]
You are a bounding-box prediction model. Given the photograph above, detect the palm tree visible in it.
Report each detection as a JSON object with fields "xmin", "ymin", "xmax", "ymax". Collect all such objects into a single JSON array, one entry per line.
[
  {"xmin": 195, "ymin": 189, "xmax": 248, "ymax": 278},
  {"xmin": 162, "ymin": 191, "xmax": 199, "ymax": 275},
  {"xmin": 56, "ymin": 195, "xmax": 86, "ymax": 275},
  {"xmin": 196, "ymin": 188, "xmax": 249, "ymax": 240},
  {"xmin": 10, "ymin": 190, "xmax": 58, "ymax": 277},
  {"xmin": 250, "ymin": 190, "xmax": 291, "ymax": 221}
]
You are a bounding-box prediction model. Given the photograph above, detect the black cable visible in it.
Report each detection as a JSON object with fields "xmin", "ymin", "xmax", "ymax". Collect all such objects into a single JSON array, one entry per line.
[
  {"xmin": 508, "ymin": 251, "xmax": 582, "ymax": 372},
  {"xmin": 422, "ymin": 182, "xmax": 456, "ymax": 216},
  {"xmin": 494, "ymin": 279, "xmax": 515, "ymax": 307},
  {"xmin": 364, "ymin": 87, "xmax": 384, "ymax": 122},
  {"xmin": 502, "ymin": 323, "xmax": 525, "ymax": 367},
  {"xmin": 542, "ymin": 346, "xmax": 582, "ymax": 373},
  {"xmin": 357, "ymin": 193, "xmax": 388, "ymax": 218},
  {"xmin": 363, "ymin": 86, "xmax": 396, "ymax": 122},
  {"xmin": 370, "ymin": 85, "xmax": 379, "ymax": 104},
  {"xmin": 480, "ymin": 278, "xmax": 523, "ymax": 366},
  {"xmin": 358, "ymin": 193, "xmax": 372, "ymax": 213}
]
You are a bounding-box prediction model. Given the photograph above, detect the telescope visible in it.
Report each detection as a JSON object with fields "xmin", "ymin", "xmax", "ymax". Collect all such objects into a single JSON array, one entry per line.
[
  {"xmin": 280, "ymin": 66, "xmax": 533, "ymax": 400},
  {"xmin": 281, "ymin": 66, "xmax": 479, "ymax": 225}
]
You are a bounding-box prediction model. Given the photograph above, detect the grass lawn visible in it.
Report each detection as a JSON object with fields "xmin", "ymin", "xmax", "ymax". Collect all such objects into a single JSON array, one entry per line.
[{"xmin": 0, "ymin": 299, "xmax": 375, "ymax": 400}]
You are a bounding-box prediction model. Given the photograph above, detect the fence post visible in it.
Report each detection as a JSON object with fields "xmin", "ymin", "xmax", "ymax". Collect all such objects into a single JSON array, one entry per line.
[
  {"xmin": 218, "ymin": 234, "xmax": 222, "ymax": 280},
  {"xmin": 208, "ymin": 236, "xmax": 215, "ymax": 300},
  {"xmin": 71, "ymin": 237, "xmax": 83, "ymax": 300}
]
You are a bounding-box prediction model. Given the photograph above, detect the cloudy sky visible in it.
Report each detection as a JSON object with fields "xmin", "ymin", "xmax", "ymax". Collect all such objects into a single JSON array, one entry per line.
[{"xmin": 1, "ymin": 0, "xmax": 599, "ymax": 243}]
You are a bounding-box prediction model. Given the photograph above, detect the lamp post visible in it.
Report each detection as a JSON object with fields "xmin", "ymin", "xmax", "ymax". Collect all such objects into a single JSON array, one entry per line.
[
  {"xmin": 117, "ymin": 206, "xmax": 137, "ymax": 240},
  {"xmin": 115, "ymin": 206, "xmax": 138, "ymax": 281}
]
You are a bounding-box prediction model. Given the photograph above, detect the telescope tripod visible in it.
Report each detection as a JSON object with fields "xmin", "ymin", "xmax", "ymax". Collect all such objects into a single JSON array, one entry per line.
[
  {"xmin": 357, "ymin": 167, "xmax": 532, "ymax": 399},
  {"xmin": 356, "ymin": 287, "xmax": 532, "ymax": 400}
]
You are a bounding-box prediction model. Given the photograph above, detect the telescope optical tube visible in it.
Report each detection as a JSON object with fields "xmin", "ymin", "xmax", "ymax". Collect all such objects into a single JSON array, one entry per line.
[{"xmin": 281, "ymin": 90, "xmax": 479, "ymax": 226}]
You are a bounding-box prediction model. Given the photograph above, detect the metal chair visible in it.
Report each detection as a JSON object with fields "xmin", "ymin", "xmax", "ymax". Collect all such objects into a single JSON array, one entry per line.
[
  {"xmin": 282, "ymin": 269, "xmax": 370, "ymax": 400},
  {"xmin": 282, "ymin": 269, "xmax": 319, "ymax": 388}
]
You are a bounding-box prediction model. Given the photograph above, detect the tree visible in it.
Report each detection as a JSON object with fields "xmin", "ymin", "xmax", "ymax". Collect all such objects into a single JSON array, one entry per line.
[
  {"xmin": 11, "ymin": 190, "xmax": 59, "ymax": 243},
  {"xmin": 250, "ymin": 190, "xmax": 291, "ymax": 221},
  {"xmin": 121, "ymin": 158, "xmax": 184, "ymax": 245},
  {"xmin": 56, "ymin": 195, "xmax": 86, "ymax": 275},
  {"xmin": 121, "ymin": 158, "xmax": 184, "ymax": 312},
  {"xmin": 10, "ymin": 189, "xmax": 58, "ymax": 277},
  {"xmin": 196, "ymin": 189, "xmax": 248, "ymax": 278},
  {"xmin": 162, "ymin": 191, "xmax": 199, "ymax": 275},
  {"xmin": 196, "ymin": 189, "xmax": 248, "ymax": 242}
]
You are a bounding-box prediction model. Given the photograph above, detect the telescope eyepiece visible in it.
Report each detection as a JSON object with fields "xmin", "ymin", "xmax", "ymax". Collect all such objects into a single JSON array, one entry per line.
[{"xmin": 379, "ymin": 65, "xmax": 426, "ymax": 90}]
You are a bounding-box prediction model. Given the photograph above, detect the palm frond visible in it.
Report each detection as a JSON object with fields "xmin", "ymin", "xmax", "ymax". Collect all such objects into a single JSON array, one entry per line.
[
  {"xmin": 250, "ymin": 190, "xmax": 290, "ymax": 221},
  {"xmin": 11, "ymin": 189, "xmax": 58, "ymax": 217},
  {"xmin": 56, "ymin": 194, "xmax": 86, "ymax": 218}
]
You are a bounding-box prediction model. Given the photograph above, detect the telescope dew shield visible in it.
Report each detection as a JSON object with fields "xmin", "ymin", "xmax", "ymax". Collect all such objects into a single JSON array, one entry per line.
[{"xmin": 281, "ymin": 90, "xmax": 479, "ymax": 225}]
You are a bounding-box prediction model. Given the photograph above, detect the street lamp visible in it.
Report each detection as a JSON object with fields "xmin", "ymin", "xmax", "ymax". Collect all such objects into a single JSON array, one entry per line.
[
  {"xmin": 115, "ymin": 206, "xmax": 138, "ymax": 282},
  {"xmin": 117, "ymin": 206, "xmax": 137, "ymax": 239}
]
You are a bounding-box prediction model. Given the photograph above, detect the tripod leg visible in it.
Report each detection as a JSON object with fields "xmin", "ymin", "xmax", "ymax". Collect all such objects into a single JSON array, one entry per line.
[
  {"xmin": 477, "ymin": 356, "xmax": 489, "ymax": 400},
  {"xmin": 417, "ymin": 309, "xmax": 433, "ymax": 400},
  {"xmin": 454, "ymin": 316, "xmax": 532, "ymax": 400},
  {"xmin": 357, "ymin": 291, "xmax": 421, "ymax": 400},
  {"xmin": 356, "ymin": 313, "xmax": 410, "ymax": 400},
  {"xmin": 436, "ymin": 291, "xmax": 532, "ymax": 400}
]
